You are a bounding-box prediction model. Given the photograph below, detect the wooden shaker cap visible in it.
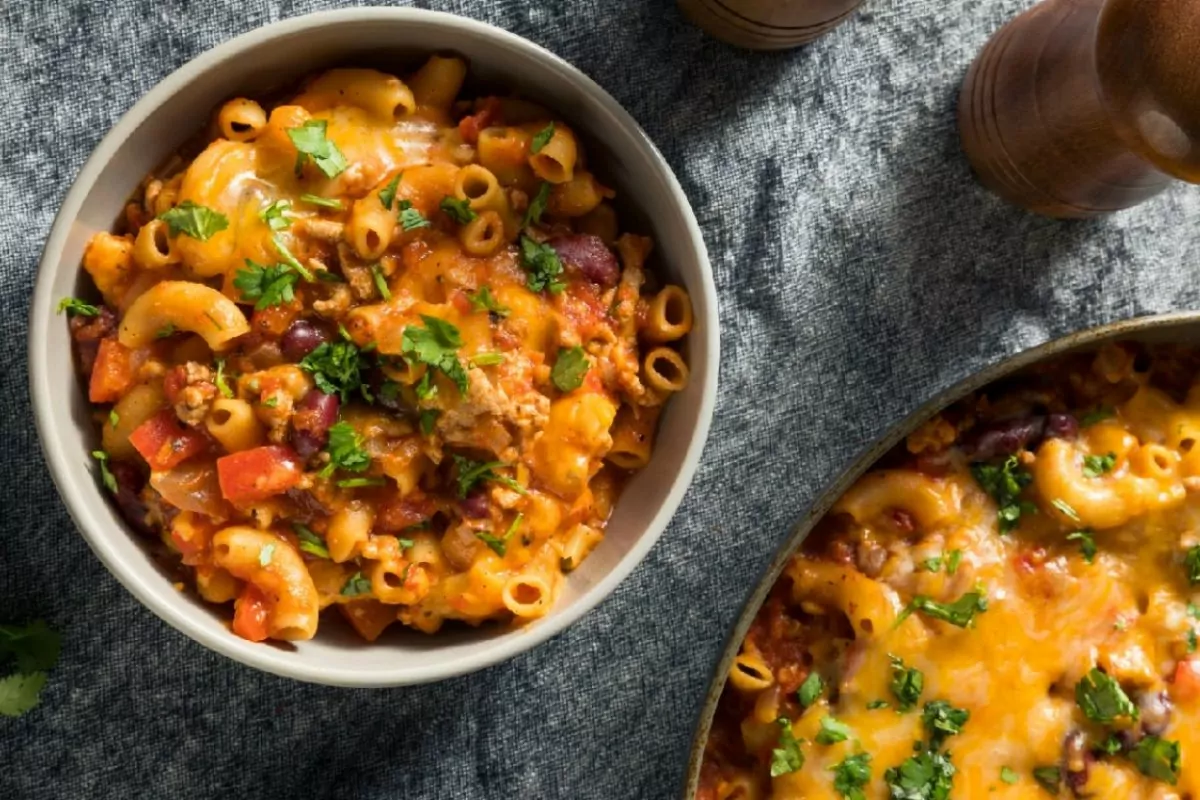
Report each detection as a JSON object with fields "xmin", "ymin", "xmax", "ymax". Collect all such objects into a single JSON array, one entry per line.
[
  {"xmin": 677, "ymin": 0, "xmax": 864, "ymax": 49},
  {"xmin": 1097, "ymin": 0, "xmax": 1200, "ymax": 181}
]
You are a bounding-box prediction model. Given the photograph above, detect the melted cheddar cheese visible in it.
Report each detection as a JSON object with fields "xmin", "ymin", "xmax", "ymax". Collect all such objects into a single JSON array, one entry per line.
[
  {"xmin": 700, "ymin": 344, "xmax": 1200, "ymax": 800},
  {"xmin": 67, "ymin": 59, "xmax": 693, "ymax": 644}
]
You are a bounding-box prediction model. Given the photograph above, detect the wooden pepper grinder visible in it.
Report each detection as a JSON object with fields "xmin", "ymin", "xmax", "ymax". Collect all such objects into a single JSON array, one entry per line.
[
  {"xmin": 959, "ymin": 0, "xmax": 1200, "ymax": 218},
  {"xmin": 677, "ymin": 0, "xmax": 864, "ymax": 49}
]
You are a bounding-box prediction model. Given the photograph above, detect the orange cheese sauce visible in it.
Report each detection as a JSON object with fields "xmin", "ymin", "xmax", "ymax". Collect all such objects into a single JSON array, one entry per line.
[
  {"xmin": 68, "ymin": 60, "xmax": 693, "ymax": 644},
  {"xmin": 700, "ymin": 344, "xmax": 1200, "ymax": 800}
]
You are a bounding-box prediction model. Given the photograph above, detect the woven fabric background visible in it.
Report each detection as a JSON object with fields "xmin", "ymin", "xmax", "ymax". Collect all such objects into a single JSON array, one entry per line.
[{"xmin": 3, "ymin": 0, "xmax": 1199, "ymax": 797}]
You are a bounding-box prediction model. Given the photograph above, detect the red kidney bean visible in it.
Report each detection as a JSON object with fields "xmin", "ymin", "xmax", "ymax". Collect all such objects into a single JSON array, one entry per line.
[
  {"xmin": 1063, "ymin": 730, "xmax": 1092, "ymax": 791},
  {"xmin": 109, "ymin": 460, "xmax": 153, "ymax": 536},
  {"xmin": 549, "ymin": 234, "xmax": 619, "ymax": 288},
  {"xmin": 368, "ymin": 367, "xmax": 415, "ymax": 414},
  {"xmin": 281, "ymin": 319, "xmax": 331, "ymax": 362},
  {"xmin": 1045, "ymin": 413, "xmax": 1079, "ymax": 440},
  {"xmin": 291, "ymin": 390, "xmax": 339, "ymax": 457},
  {"xmin": 1138, "ymin": 690, "xmax": 1173, "ymax": 735},
  {"xmin": 459, "ymin": 491, "xmax": 490, "ymax": 518},
  {"xmin": 964, "ymin": 416, "xmax": 1046, "ymax": 460}
]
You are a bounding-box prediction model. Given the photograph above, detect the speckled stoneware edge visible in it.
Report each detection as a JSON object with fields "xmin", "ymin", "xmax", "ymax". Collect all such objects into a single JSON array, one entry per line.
[{"xmin": 681, "ymin": 311, "xmax": 1200, "ymax": 797}]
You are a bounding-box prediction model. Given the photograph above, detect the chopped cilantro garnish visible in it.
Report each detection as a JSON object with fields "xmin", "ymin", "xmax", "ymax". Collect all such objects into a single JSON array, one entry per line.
[
  {"xmin": 519, "ymin": 235, "xmax": 565, "ymax": 294},
  {"xmin": 108, "ymin": 410, "xmax": 119, "ymax": 428},
  {"xmin": 379, "ymin": 173, "xmax": 402, "ymax": 210},
  {"xmin": 769, "ymin": 717, "xmax": 804, "ymax": 777},
  {"xmin": 213, "ymin": 358, "xmax": 234, "ymax": 399},
  {"xmin": 885, "ymin": 750, "xmax": 955, "ymax": 800},
  {"xmin": 259, "ymin": 199, "xmax": 293, "ymax": 231},
  {"xmin": 288, "ymin": 120, "xmax": 348, "ymax": 178},
  {"xmin": 397, "ymin": 199, "xmax": 430, "ymax": 231},
  {"xmin": 797, "ymin": 671, "xmax": 824, "ymax": 708},
  {"xmin": 439, "ymin": 196, "xmax": 477, "ymax": 224},
  {"xmin": 299, "ymin": 340, "xmax": 372, "ymax": 403},
  {"xmin": 866, "ymin": 700, "xmax": 890, "ymax": 710},
  {"xmin": 971, "ymin": 455, "xmax": 1035, "ymax": 533},
  {"xmin": 897, "ymin": 591, "xmax": 988, "ymax": 629},
  {"xmin": 336, "ymin": 477, "xmax": 386, "ymax": 489},
  {"xmin": 889, "ymin": 655, "xmax": 924, "ymax": 712},
  {"xmin": 469, "ymin": 352, "xmax": 505, "ymax": 367},
  {"xmin": 91, "ymin": 450, "xmax": 117, "ymax": 493},
  {"xmin": 1067, "ymin": 530, "xmax": 1097, "ymax": 563},
  {"xmin": 1079, "ymin": 407, "xmax": 1114, "ymax": 426},
  {"xmin": 401, "ymin": 315, "xmax": 468, "ymax": 395},
  {"xmin": 1096, "ymin": 735, "xmax": 1124, "ymax": 756},
  {"xmin": 530, "ymin": 122, "xmax": 555, "ymax": 154},
  {"xmin": 370, "ymin": 263, "xmax": 391, "ymax": 300},
  {"xmin": 1032, "ymin": 766, "xmax": 1061, "ymax": 792},
  {"xmin": 158, "ymin": 200, "xmax": 228, "ymax": 241},
  {"xmin": 815, "ymin": 716, "xmax": 852, "ymax": 745},
  {"xmin": 999, "ymin": 766, "xmax": 1018, "ymax": 785},
  {"xmin": 945, "ymin": 550, "xmax": 962, "ymax": 575},
  {"xmin": 156, "ymin": 323, "xmax": 177, "ymax": 339},
  {"xmin": 476, "ymin": 513, "xmax": 523, "ymax": 557},
  {"xmin": 234, "ymin": 260, "xmax": 299, "ymax": 310},
  {"xmin": 921, "ymin": 700, "xmax": 969, "ymax": 749},
  {"xmin": 320, "ymin": 421, "xmax": 370, "ymax": 478},
  {"xmin": 1052, "ymin": 498, "xmax": 1081, "ymax": 522},
  {"xmin": 299, "ymin": 193, "xmax": 343, "ymax": 210},
  {"xmin": 522, "ymin": 182, "xmax": 551, "ymax": 228},
  {"xmin": 340, "ymin": 571, "xmax": 371, "ymax": 597},
  {"xmin": 1082, "ymin": 452, "xmax": 1117, "ymax": 478},
  {"xmin": 293, "ymin": 524, "xmax": 330, "ymax": 560},
  {"xmin": 831, "ymin": 753, "xmax": 871, "ymax": 800},
  {"xmin": 467, "ymin": 285, "xmax": 510, "ymax": 318},
  {"xmin": 418, "ymin": 409, "xmax": 440, "ymax": 436},
  {"xmin": 920, "ymin": 556, "xmax": 943, "ymax": 572},
  {"xmin": 1075, "ymin": 668, "xmax": 1138, "ymax": 723},
  {"xmin": 271, "ymin": 234, "xmax": 315, "ymax": 281},
  {"xmin": 56, "ymin": 297, "xmax": 99, "ymax": 317},
  {"xmin": 452, "ymin": 454, "xmax": 525, "ymax": 497},
  {"xmin": 551, "ymin": 346, "xmax": 589, "ymax": 392}
]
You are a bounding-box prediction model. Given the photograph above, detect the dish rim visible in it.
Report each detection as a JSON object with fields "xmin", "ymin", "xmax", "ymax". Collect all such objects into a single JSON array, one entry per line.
[
  {"xmin": 28, "ymin": 6, "xmax": 720, "ymax": 686},
  {"xmin": 680, "ymin": 310, "xmax": 1200, "ymax": 796}
]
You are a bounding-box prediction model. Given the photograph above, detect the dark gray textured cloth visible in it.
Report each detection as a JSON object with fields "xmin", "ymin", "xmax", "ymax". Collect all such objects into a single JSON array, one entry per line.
[{"xmin": 4, "ymin": 0, "xmax": 1199, "ymax": 797}]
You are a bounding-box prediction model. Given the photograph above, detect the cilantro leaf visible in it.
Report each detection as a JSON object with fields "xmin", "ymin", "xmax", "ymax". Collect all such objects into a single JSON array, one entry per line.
[
  {"xmin": 299, "ymin": 341, "xmax": 372, "ymax": 403},
  {"xmin": 831, "ymin": 753, "xmax": 871, "ymax": 800},
  {"xmin": 259, "ymin": 199, "xmax": 293, "ymax": 231},
  {"xmin": 920, "ymin": 556, "xmax": 943, "ymax": 572},
  {"xmin": 519, "ymin": 235, "xmax": 565, "ymax": 294},
  {"xmin": 293, "ymin": 524, "xmax": 330, "ymax": 560},
  {"xmin": 1032, "ymin": 766, "xmax": 1061, "ymax": 792},
  {"xmin": 370, "ymin": 264, "xmax": 391, "ymax": 300},
  {"xmin": 897, "ymin": 591, "xmax": 988, "ymax": 628},
  {"xmin": 336, "ymin": 477, "xmax": 386, "ymax": 489},
  {"xmin": 158, "ymin": 201, "xmax": 228, "ymax": 241},
  {"xmin": 440, "ymin": 196, "xmax": 477, "ymax": 224},
  {"xmin": 1052, "ymin": 498, "xmax": 1081, "ymax": 522},
  {"xmin": 1075, "ymin": 668, "xmax": 1138, "ymax": 723},
  {"xmin": 0, "ymin": 620, "xmax": 62, "ymax": 674},
  {"xmin": 0, "ymin": 672, "xmax": 48, "ymax": 718},
  {"xmin": 971, "ymin": 455, "xmax": 1034, "ymax": 533},
  {"xmin": 418, "ymin": 409, "xmax": 440, "ymax": 436},
  {"xmin": 889, "ymin": 655, "xmax": 924, "ymax": 712},
  {"xmin": 299, "ymin": 193, "xmax": 343, "ymax": 210},
  {"xmin": 797, "ymin": 671, "xmax": 824, "ymax": 708},
  {"xmin": 321, "ymin": 421, "xmax": 370, "ymax": 477},
  {"xmin": 815, "ymin": 715, "xmax": 852, "ymax": 745},
  {"xmin": 1067, "ymin": 530, "xmax": 1097, "ymax": 563},
  {"xmin": 453, "ymin": 454, "xmax": 525, "ymax": 498},
  {"xmin": 401, "ymin": 315, "xmax": 468, "ymax": 395},
  {"xmin": 1128, "ymin": 734, "xmax": 1176, "ymax": 786},
  {"xmin": 397, "ymin": 199, "xmax": 430, "ymax": 231},
  {"xmin": 271, "ymin": 234, "xmax": 314, "ymax": 281},
  {"xmin": 884, "ymin": 750, "xmax": 956, "ymax": 800},
  {"xmin": 214, "ymin": 358, "xmax": 234, "ymax": 399},
  {"xmin": 476, "ymin": 513, "xmax": 523, "ymax": 557},
  {"xmin": 769, "ymin": 717, "xmax": 804, "ymax": 777},
  {"xmin": 287, "ymin": 120, "xmax": 348, "ymax": 178},
  {"xmin": 379, "ymin": 173, "xmax": 402, "ymax": 210},
  {"xmin": 1096, "ymin": 735, "xmax": 1124, "ymax": 756},
  {"xmin": 945, "ymin": 550, "xmax": 962, "ymax": 575},
  {"xmin": 922, "ymin": 701, "xmax": 969, "ymax": 749},
  {"xmin": 467, "ymin": 285, "xmax": 510, "ymax": 318},
  {"xmin": 866, "ymin": 700, "xmax": 890, "ymax": 710},
  {"xmin": 340, "ymin": 571, "xmax": 371, "ymax": 597},
  {"xmin": 1082, "ymin": 452, "xmax": 1117, "ymax": 478},
  {"xmin": 551, "ymin": 346, "xmax": 589, "ymax": 392},
  {"xmin": 999, "ymin": 766, "xmax": 1018, "ymax": 785},
  {"xmin": 1079, "ymin": 407, "xmax": 1114, "ymax": 426},
  {"xmin": 91, "ymin": 450, "xmax": 117, "ymax": 493},
  {"xmin": 56, "ymin": 297, "xmax": 99, "ymax": 317},
  {"xmin": 469, "ymin": 352, "xmax": 505, "ymax": 367},
  {"xmin": 156, "ymin": 323, "xmax": 177, "ymax": 339},
  {"xmin": 530, "ymin": 122, "xmax": 555, "ymax": 154},
  {"xmin": 233, "ymin": 260, "xmax": 298, "ymax": 310},
  {"xmin": 522, "ymin": 182, "xmax": 551, "ymax": 228}
]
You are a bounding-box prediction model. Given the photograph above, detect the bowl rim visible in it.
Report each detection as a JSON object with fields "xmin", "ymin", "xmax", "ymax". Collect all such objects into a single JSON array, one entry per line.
[
  {"xmin": 680, "ymin": 310, "xmax": 1200, "ymax": 796},
  {"xmin": 28, "ymin": 6, "xmax": 720, "ymax": 687}
]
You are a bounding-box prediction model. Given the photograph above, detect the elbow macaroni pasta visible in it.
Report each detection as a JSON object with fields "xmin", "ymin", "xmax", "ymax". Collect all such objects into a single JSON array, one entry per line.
[
  {"xmin": 65, "ymin": 58, "xmax": 693, "ymax": 645},
  {"xmin": 700, "ymin": 344, "xmax": 1200, "ymax": 799}
]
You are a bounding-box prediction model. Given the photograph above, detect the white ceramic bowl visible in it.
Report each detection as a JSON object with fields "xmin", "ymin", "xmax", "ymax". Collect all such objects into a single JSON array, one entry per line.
[{"xmin": 29, "ymin": 8, "xmax": 718, "ymax": 686}]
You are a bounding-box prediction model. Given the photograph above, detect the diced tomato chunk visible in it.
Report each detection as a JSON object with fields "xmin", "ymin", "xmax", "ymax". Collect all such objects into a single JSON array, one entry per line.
[
  {"xmin": 457, "ymin": 96, "xmax": 502, "ymax": 145},
  {"xmin": 1173, "ymin": 656, "xmax": 1200, "ymax": 702},
  {"xmin": 216, "ymin": 445, "xmax": 303, "ymax": 504},
  {"xmin": 129, "ymin": 410, "xmax": 208, "ymax": 470},
  {"xmin": 232, "ymin": 583, "xmax": 271, "ymax": 642},
  {"xmin": 88, "ymin": 338, "xmax": 135, "ymax": 403}
]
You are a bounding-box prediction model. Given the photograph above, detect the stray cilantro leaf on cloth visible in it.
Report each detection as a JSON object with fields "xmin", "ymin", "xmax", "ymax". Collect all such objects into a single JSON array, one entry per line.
[
  {"xmin": 0, "ymin": 620, "xmax": 61, "ymax": 718},
  {"xmin": 889, "ymin": 655, "xmax": 924, "ymax": 711},
  {"xmin": 320, "ymin": 421, "xmax": 370, "ymax": 478},
  {"xmin": 1131, "ymin": 735, "xmax": 1180, "ymax": 784},
  {"xmin": 468, "ymin": 285, "xmax": 510, "ymax": 318},
  {"xmin": 530, "ymin": 122, "xmax": 555, "ymax": 154},
  {"xmin": 56, "ymin": 297, "xmax": 99, "ymax": 317},
  {"xmin": 1032, "ymin": 766, "xmax": 1061, "ymax": 792},
  {"xmin": 884, "ymin": 750, "xmax": 955, "ymax": 800},
  {"xmin": 340, "ymin": 571, "xmax": 371, "ymax": 597},
  {"xmin": 1082, "ymin": 452, "xmax": 1117, "ymax": 478},
  {"xmin": 453, "ymin": 454, "xmax": 525, "ymax": 498},
  {"xmin": 797, "ymin": 671, "xmax": 824, "ymax": 708},
  {"xmin": 379, "ymin": 173, "xmax": 402, "ymax": 209},
  {"xmin": 397, "ymin": 199, "xmax": 430, "ymax": 231},
  {"xmin": 519, "ymin": 235, "xmax": 565, "ymax": 293},
  {"xmin": 971, "ymin": 455, "xmax": 1035, "ymax": 533},
  {"xmin": 522, "ymin": 182, "xmax": 551, "ymax": 228},
  {"xmin": 1075, "ymin": 668, "xmax": 1138, "ymax": 723},
  {"xmin": 831, "ymin": 753, "xmax": 871, "ymax": 800},
  {"xmin": 300, "ymin": 340, "xmax": 372, "ymax": 403},
  {"xmin": 287, "ymin": 119, "xmax": 348, "ymax": 178},
  {"xmin": 921, "ymin": 701, "xmax": 969, "ymax": 749},
  {"xmin": 476, "ymin": 513, "xmax": 524, "ymax": 557},
  {"xmin": 259, "ymin": 199, "xmax": 293, "ymax": 230},
  {"xmin": 439, "ymin": 196, "xmax": 477, "ymax": 224},
  {"xmin": 551, "ymin": 346, "xmax": 589, "ymax": 392},
  {"xmin": 293, "ymin": 524, "xmax": 330, "ymax": 560},
  {"xmin": 158, "ymin": 200, "xmax": 228, "ymax": 241},
  {"xmin": 769, "ymin": 717, "xmax": 804, "ymax": 777},
  {"xmin": 1067, "ymin": 530, "xmax": 1097, "ymax": 563},
  {"xmin": 401, "ymin": 315, "xmax": 468, "ymax": 395},
  {"xmin": 234, "ymin": 260, "xmax": 299, "ymax": 310},
  {"xmin": 815, "ymin": 716, "xmax": 852, "ymax": 745},
  {"xmin": 91, "ymin": 450, "xmax": 117, "ymax": 493},
  {"xmin": 0, "ymin": 673, "xmax": 48, "ymax": 718},
  {"xmin": 896, "ymin": 591, "xmax": 988, "ymax": 629}
]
